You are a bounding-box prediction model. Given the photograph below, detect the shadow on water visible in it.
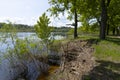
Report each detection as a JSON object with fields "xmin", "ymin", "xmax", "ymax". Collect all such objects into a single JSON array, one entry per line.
[{"xmin": 82, "ymin": 60, "xmax": 120, "ymax": 80}]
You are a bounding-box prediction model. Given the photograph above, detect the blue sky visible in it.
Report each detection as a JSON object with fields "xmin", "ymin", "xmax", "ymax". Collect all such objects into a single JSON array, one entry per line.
[
  {"xmin": 0, "ymin": 0, "xmax": 50, "ymax": 25},
  {"xmin": 0, "ymin": 0, "xmax": 73, "ymax": 27}
]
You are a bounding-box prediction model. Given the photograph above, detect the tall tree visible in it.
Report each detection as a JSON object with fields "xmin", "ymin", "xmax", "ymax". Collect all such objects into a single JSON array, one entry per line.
[
  {"xmin": 100, "ymin": 0, "xmax": 107, "ymax": 39},
  {"xmin": 78, "ymin": 0, "xmax": 112, "ymax": 39},
  {"xmin": 48, "ymin": 0, "xmax": 79, "ymax": 38},
  {"xmin": 107, "ymin": 0, "xmax": 120, "ymax": 35},
  {"xmin": 49, "ymin": 0, "xmax": 120, "ymax": 39}
]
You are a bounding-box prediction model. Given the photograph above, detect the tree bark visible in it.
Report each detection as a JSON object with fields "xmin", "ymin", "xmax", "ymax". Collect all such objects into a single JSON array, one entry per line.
[
  {"xmin": 106, "ymin": 24, "xmax": 109, "ymax": 35},
  {"xmin": 100, "ymin": 0, "xmax": 107, "ymax": 39},
  {"xmin": 116, "ymin": 27, "xmax": 120, "ymax": 36},
  {"xmin": 107, "ymin": 0, "xmax": 111, "ymax": 6},
  {"xmin": 74, "ymin": 8, "xmax": 78, "ymax": 39},
  {"xmin": 106, "ymin": 0, "xmax": 111, "ymax": 36},
  {"xmin": 112, "ymin": 28, "xmax": 115, "ymax": 35}
]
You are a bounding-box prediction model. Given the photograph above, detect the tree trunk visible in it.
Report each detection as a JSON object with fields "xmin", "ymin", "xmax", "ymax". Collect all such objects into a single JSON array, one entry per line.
[
  {"xmin": 100, "ymin": 0, "xmax": 107, "ymax": 39},
  {"xmin": 106, "ymin": 24, "xmax": 109, "ymax": 35},
  {"xmin": 74, "ymin": 8, "xmax": 78, "ymax": 39},
  {"xmin": 106, "ymin": 0, "xmax": 111, "ymax": 36},
  {"xmin": 116, "ymin": 28, "xmax": 119, "ymax": 36},
  {"xmin": 112, "ymin": 28, "xmax": 115, "ymax": 35}
]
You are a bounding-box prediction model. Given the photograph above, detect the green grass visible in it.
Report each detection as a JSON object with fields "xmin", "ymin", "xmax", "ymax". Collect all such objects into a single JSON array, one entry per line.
[
  {"xmin": 70, "ymin": 34, "xmax": 120, "ymax": 62},
  {"xmin": 93, "ymin": 38, "xmax": 120, "ymax": 62},
  {"xmin": 58, "ymin": 34, "xmax": 120, "ymax": 62}
]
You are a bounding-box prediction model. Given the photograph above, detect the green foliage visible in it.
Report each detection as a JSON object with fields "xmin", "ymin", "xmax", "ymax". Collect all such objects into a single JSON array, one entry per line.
[
  {"xmin": 34, "ymin": 13, "xmax": 53, "ymax": 44},
  {"xmin": 48, "ymin": 0, "xmax": 120, "ymax": 38},
  {"xmin": 0, "ymin": 22, "xmax": 45, "ymax": 63},
  {"xmin": 0, "ymin": 22, "xmax": 34, "ymax": 32},
  {"xmin": 53, "ymin": 27, "xmax": 71, "ymax": 33},
  {"xmin": 67, "ymin": 28, "xmax": 74, "ymax": 35},
  {"xmin": 78, "ymin": 23, "xmax": 99, "ymax": 34},
  {"xmin": 0, "ymin": 21, "xmax": 17, "ymax": 47},
  {"xmin": 48, "ymin": 0, "xmax": 81, "ymax": 16},
  {"xmin": 0, "ymin": 22, "xmax": 28, "ymax": 61},
  {"xmin": 79, "ymin": 0, "xmax": 120, "ymax": 37},
  {"xmin": 49, "ymin": 0, "xmax": 80, "ymax": 38}
]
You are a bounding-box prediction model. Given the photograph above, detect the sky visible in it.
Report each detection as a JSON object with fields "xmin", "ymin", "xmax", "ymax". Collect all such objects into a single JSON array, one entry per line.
[{"xmin": 0, "ymin": 0, "xmax": 73, "ymax": 27}]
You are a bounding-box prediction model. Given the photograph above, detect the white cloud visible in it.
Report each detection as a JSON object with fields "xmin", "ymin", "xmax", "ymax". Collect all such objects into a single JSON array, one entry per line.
[
  {"xmin": 49, "ymin": 13, "xmax": 73, "ymax": 27},
  {"xmin": 0, "ymin": 0, "xmax": 78, "ymax": 27},
  {"xmin": 0, "ymin": 15, "xmax": 81, "ymax": 27},
  {"xmin": 0, "ymin": 0, "xmax": 50, "ymax": 25},
  {"xmin": 49, "ymin": 12, "xmax": 82, "ymax": 27},
  {"xmin": 0, "ymin": 17, "xmax": 38, "ymax": 25}
]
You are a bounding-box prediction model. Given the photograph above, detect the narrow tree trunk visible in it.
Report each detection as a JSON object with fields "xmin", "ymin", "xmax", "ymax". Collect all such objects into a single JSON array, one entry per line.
[
  {"xmin": 118, "ymin": 27, "xmax": 120, "ymax": 36},
  {"xmin": 106, "ymin": 24, "xmax": 109, "ymax": 35},
  {"xmin": 106, "ymin": 0, "xmax": 111, "ymax": 36},
  {"xmin": 100, "ymin": 0, "xmax": 107, "ymax": 39},
  {"xmin": 116, "ymin": 28, "xmax": 119, "ymax": 36},
  {"xmin": 112, "ymin": 28, "xmax": 115, "ymax": 35},
  {"xmin": 74, "ymin": 8, "xmax": 78, "ymax": 39}
]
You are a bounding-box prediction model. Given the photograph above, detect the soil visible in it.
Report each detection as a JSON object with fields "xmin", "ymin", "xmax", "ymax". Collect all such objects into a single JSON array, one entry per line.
[{"xmin": 48, "ymin": 40, "xmax": 95, "ymax": 80}]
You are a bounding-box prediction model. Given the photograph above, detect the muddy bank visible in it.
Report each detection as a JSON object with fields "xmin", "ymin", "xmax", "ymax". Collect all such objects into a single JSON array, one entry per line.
[{"xmin": 48, "ymin": 40, "xmax": 95, "ymax": 80}]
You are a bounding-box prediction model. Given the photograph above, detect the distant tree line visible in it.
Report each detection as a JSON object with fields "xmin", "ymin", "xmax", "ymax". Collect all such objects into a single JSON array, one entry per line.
[
  {"xmin": 52, "ymin": 26, "xmax": 72, "ymax": 36},
  {"xmin": 0, "ymin": 22, "xmax": 34, "ymax": 32},
  {"xmin": 0, "ymin": 22, "xmax": 72, "ymax": 34},
  {"xmin": 53, "ymin": 27, "xmax": 71, "ymax": 32}
]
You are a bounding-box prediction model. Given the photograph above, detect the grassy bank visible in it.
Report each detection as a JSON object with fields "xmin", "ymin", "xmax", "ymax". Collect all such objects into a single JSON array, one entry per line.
[
  {"xmin": 46, "ymin": 35, "xmax": 120, "ymax": 80},
  {"xmin": 93, "ymin": 38, "xmax": 120, "ymax": 62},
  {"xmin": 70, "ymin": 34, "xmax": 120, "ymax": 62},
  {"xmin": 76, "ymin": 35, "xmax": 120, "ymax": 80},
  {"xmin": 52, "ymin": 35, "xmax": 120, "ymax": 62}
]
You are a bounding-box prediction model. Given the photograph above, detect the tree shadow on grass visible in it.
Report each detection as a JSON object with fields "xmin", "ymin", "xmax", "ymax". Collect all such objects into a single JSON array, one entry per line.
[
  {"xmin": 105, "ymin": 37, "xmax": 120, "ymax": 45},
  {"xmin": 86, "ymin": 37, "xmax": 120, "ymax": 45},
  {"xmin": 86, "ymin": 38, "xmax": 101, "ymax": 45},
  {"xmin": 82, "ymin": 60, "xmax": 120, "ymax": 80}
]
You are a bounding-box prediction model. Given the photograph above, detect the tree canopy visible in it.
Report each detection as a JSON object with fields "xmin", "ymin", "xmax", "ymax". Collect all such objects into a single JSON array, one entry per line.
[
  {"xmin": 48, "ymin": 0, "xmax": 120, "ymax": 39},
  {"xmin": 34, "ymin": 13, "xmax": 52, "ymax": 43},
  {"xmin": 48, "ymin": 0, "xmax": 81, "ymax": 38}
]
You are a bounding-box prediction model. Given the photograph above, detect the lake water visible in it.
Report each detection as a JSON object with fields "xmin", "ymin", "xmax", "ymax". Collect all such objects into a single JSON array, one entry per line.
[
  {"xmin": 0, "ymin": 32, "xmax": 65, "ymax": 52},
  {"xmin": 0, "ymin": 32, "xmax": 65, "ymax": 80}
]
